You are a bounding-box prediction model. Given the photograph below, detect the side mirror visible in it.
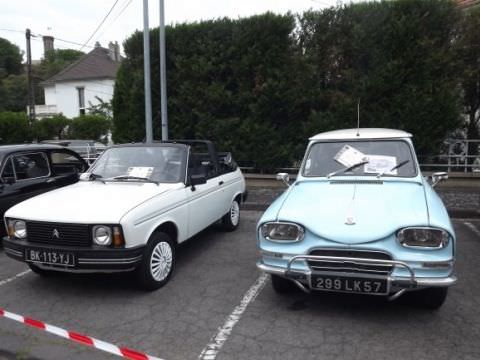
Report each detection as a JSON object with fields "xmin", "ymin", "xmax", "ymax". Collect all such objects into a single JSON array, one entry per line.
[
  {"xmin": 276, "ymin": 172, "xmax": 290, "ymax": 187},
  {"xmin": 189, "ymin": 174, "xmax": 207, "ymax": 191},
  {"xmin": 430, "ymin": 172, "xmax": 448, "ymax": 187}
]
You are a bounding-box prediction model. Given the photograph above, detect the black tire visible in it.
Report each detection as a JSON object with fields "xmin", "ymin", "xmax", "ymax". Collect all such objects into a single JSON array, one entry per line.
[
  {"xmin": 135, "ymin": 232, "xmax": 175, "ymax": 291},
  {"xmin": 406, "ymin": 287, "xmax": 449, "ymax": 310},
  {"xmin": 271, "ymin": 274, "xmax": 300, "ymax": 294},
  {"xmin": 221, "ymin": 198, "xmax": 240, "ymax": 232},
  {"xmin": 28, "ymin": 263, "xmax": 58, "ymax": 277}
]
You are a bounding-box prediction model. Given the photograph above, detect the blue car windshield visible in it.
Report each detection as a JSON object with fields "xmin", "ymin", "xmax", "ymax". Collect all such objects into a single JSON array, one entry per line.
[
  {"xmin": 90, "ymin": 146, "xmax": 186, "ymax": 183},
  {"xmin": 302, "ymin": 140, "xmax": 417, "ymax": 178}
]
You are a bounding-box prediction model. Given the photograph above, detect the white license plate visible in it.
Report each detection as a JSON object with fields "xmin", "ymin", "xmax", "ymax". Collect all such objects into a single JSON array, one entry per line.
[{"xmin": 25, "ymin": 249, "xmax": 75, "ymax": 267}]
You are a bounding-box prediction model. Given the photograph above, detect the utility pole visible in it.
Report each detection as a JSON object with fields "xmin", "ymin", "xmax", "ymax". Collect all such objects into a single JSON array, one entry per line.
[
  {"xmin": 159, "ymin": 0, "xmax": 168, "ymax": 140},
  {"xmin": 26, "ymin": 28, "xmax": 36, "ymax": 123},
  {"xmin": 143, "ymin": 0, "xmax": 153, "ymax": 143}
]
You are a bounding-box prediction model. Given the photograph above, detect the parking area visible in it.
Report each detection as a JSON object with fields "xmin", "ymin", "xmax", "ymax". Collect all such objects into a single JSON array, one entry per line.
[{"xmin": 1, "ymin": 211, "xmax": 480, "ymax": 360}]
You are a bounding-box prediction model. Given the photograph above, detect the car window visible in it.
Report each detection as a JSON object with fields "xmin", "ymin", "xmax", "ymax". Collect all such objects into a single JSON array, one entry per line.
[
  {"xmin": 50, "ymin": 151, "xmax": 86, "ymax": 175},
  {"xmin": 303, "ymin": 140, "xmax": 417, "ymax": 177},
  {"xmin": 1, "ymin": 157, "xmax": 15, "ymax": 181},
  {"xmin": 12, "ymin": 153, "xmax": 50, "ymax": 180}
]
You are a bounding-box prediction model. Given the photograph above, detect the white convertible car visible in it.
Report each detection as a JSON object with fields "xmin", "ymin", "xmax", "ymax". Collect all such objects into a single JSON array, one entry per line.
[{"xmin": 3, "ymin": 141, "xmax": 246, "ymax": 290}]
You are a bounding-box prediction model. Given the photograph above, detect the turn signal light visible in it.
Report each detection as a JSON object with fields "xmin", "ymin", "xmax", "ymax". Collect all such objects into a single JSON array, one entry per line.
[
  {"xmin": 7, "ymin": 221, "xmax": 14, "ymax": 238},
  {"xmin": 113, "ymin": 226, "xmax": 125, "ymax": 247}
]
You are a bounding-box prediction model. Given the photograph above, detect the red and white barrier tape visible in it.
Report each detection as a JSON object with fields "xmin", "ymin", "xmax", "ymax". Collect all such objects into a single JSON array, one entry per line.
[{"xmin": 0, "ymin": 308, "xmax": 163, "ymax": 360}]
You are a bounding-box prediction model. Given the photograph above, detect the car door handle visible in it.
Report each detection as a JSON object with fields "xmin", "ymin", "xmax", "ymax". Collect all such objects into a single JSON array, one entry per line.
[{"xmin": 219, "ymin": 181, "xmax": 224, "ymax": 186}]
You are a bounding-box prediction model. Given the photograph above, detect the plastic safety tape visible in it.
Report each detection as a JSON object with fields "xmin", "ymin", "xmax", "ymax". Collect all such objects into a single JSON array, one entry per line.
[{"xmin": 0, "ymin": 308, "xmax": 163, "ymax": 360}]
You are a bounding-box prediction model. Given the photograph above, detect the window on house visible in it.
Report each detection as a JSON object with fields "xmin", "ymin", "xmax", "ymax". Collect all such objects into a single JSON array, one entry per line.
[{"xmin": 77, "ymin": 87, "xmax": 85, "ymax": 115}]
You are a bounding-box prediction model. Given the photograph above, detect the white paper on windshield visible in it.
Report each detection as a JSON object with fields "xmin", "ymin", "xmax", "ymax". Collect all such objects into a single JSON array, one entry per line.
[
  {"xmin": 334, "ymin": 145, "xmax": 367, "ymax": 167},
  {"xmin": 364, "ymin": 155, "xmax": 397, "ymax": 175},
  {"xmin": 127, "ymin": 167, "xmax": 154, "ymax": 178}
]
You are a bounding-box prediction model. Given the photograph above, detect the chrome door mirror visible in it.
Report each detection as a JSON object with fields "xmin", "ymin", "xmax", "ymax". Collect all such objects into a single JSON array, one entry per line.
[
  {"xmin": 430, "ymin": 172, "xmax": 448, "ymax": 187},
  {"xmin": 276, "ymin": 172, "xmax": 290, "ymax": 187}
]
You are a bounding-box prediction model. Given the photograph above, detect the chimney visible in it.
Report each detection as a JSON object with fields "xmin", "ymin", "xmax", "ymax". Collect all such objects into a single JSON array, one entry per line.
[
  {"xmin": 94, "ymin": 41, "xmax": 101, "ymax": 48},
  {"xmin": 42, "ymin": 35, "xmax": 54, "ymax": 57},
  {"xmin": 114, "ymin": 41, "xmax": 120, "ymax": 62}
]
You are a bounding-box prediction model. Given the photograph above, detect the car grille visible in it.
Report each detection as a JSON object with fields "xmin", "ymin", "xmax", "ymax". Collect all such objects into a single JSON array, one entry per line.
[
  {"xmin": 307, "ymin": 249, "xmax": 393, "ymax": 275},
  {"xmin": 26, "ymin": 221, "xmax": 91, "ymax": 247}
]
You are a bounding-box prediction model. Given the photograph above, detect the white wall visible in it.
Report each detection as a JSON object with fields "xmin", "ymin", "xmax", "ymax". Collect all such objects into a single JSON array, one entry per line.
[{"xmin": 43, "ymin": 79, "xmax": 115, "ymax": 119}]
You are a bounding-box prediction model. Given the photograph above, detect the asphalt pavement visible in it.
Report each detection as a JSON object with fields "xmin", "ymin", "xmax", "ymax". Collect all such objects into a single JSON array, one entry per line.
[{"xmin": 0, "ymin": 211, "xmax": 479, "ymax": 360}]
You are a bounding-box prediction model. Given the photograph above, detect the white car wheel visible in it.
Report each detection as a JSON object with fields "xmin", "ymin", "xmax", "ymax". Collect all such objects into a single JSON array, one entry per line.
[
  {"xmin": 136, "ymin": 232, "xmax": 175, "ymax": 291},
  {"xmin": 150, "ymin": 241, "xmax": 173, "ymax": 281},
  {"xmin": 222, "ymin": 198, "xmax": 241, "ymax": 231}
]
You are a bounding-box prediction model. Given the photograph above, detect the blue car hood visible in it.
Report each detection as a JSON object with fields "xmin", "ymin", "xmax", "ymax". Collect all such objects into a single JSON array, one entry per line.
[{"xmin": 276, "ymin": 179, "xmax": 429, "ymax": 244}]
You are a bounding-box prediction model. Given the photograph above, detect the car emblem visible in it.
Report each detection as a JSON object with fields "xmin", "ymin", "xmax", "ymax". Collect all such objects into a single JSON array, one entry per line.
[
  {"xmin": 52, "ymin": 229, "xmax": 60, "ymax": 239},
  {"xmin": 345, "ymin": 217, "xmax": 356, "ymax": 225}
]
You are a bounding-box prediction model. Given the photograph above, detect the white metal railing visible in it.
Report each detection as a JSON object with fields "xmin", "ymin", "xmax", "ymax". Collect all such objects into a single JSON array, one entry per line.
[{"xmin": 27, "ymin": 105, "xmax": 58, "ymax": 118}]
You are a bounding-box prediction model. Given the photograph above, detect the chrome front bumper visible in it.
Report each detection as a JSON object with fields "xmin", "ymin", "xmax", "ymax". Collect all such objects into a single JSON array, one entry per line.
[{"xmin": 257, "ymin": 254, "xmax": 457, "ymax": 294}]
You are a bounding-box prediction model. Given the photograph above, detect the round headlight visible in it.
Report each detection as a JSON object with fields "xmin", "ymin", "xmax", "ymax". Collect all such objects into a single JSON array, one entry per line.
[
  {"xmin": 93, "ymin": 226, "xmax": 112, "ymax": 246},
  {"xmin": 13, "ymin": 220, "xmax": 27, "ymax": 239},
  {"xmin": 397, "ymin": 228, "xmax": 449, "ymax": 249},
  {"xmin": 261, "ymin": 222, "xmax": 304, "ymax": 242}
]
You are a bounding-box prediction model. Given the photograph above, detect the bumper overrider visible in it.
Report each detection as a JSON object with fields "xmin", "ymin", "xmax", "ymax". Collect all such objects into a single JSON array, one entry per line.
[
  {"xmin": 257, "ymin": 254, "xmax": 457, "ymax": 299},
  {"xmin": 2, "ymin": 237, "xmax": 145, "ymax": 273}
]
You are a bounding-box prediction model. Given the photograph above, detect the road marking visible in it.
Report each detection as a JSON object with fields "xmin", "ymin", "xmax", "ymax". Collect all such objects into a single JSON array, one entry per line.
[
  {"xmin": 464, "ymin": 221, "xmax": 480, "ymax": 236},
  {"xmin": 198, "ymin": 273, "xmax": 268, "ymax": 360},
  {"xmin": 0, "ymin": 270, "xmax": 31, "ymax": 287}
]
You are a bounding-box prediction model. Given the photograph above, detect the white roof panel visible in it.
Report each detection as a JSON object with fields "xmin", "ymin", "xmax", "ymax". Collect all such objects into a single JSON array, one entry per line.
[{"xmin": 309, "ymin": 128, "xmax": 412, "ymax": 141}]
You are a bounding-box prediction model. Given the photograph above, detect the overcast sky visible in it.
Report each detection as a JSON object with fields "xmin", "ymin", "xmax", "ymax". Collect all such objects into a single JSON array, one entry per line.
[{"xmin": 0, "ymin": 0, "xmax": 345, "ymax": 61}]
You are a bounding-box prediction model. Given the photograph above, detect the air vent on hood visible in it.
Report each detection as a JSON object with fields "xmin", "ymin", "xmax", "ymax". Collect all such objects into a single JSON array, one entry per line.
[{"xmin": 329, "ymin": 180, "xmax": 383, "ymax": 185}]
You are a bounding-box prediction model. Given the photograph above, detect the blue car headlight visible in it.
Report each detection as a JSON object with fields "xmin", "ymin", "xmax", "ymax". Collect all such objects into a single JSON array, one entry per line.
[
  {"xmin": 261, "ymin": 222, "xmax": 304, "ymax": 242},
  {"xmin": 397, "ymin": 227, "xmax": 449, "ymax": 249}
]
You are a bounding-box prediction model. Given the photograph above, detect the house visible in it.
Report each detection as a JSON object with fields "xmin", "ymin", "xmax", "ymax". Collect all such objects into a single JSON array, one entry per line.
[{"xmin": 36, "ymin": 40, "xmax": 121, "ymax": 119}]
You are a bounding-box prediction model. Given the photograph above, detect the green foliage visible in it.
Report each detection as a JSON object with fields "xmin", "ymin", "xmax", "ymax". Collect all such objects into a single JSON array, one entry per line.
[
  {"xmin": 0, "ymin": 38, "xmax": 23, "ymax": 78},
  {"xmin": 113, "ymin": 1, "xmax": 466, "ymax": 170},
  {"xmin": 87, "ymin": 96, "xmax": 113, "ymax": 121},
  {"xmin": 33, "ymin": 114, "xmax": 71, "ymax": 141},
  {"xmin": 0, "ymin": 74, "xmax": 27, "ymax": 112},
  {"xmin": 457, "ymin": 6, "xmax": 480, "ymax": 140},
  {"xmin": 68, "ymin": 114, "xmax": 111, "ymax": 142},
  {"xmin": 0, "ymin": 112, "xmax": 32, "ymax": 144}
]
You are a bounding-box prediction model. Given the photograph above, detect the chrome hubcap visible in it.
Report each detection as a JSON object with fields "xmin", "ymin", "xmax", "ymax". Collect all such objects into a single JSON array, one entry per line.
[
  {"xmin": 230, "ymin": 201, "xmax": 240, "ymax": 226},
  {"xmin": 150, "ymin": 241, "xmax": 173, "ymax": 281}
]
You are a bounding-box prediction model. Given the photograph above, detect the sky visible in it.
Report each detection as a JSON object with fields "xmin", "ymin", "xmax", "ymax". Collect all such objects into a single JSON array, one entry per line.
[{"xmin": 0, "ymin": 0, "xmax": 344, "ymax": 61}]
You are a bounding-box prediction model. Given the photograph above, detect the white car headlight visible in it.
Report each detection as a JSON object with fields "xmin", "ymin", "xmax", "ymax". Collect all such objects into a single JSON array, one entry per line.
[
  {"xmin": 261, "ymin": 222, "xmax": 304, "ymax": 242},
  {"xmin": 8, "ymin": 219, "xmax": 27, "ymax": 239},
  {"xmin": 397, "ymin": 227, "xmax": 449, "ymax": 249},
  {"xmin": 93, "ymin": 225, "xmax": 112, "ymax": 246}
]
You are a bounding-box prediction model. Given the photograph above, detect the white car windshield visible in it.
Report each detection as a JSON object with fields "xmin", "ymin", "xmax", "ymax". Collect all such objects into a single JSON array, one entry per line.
[
  {"xmin": 302, "ymin": 140, "xmax": 417, "ymax": 178},
  {"xmin": 90, "ymin": 146, "xmax": 186, "ymax": 183}
]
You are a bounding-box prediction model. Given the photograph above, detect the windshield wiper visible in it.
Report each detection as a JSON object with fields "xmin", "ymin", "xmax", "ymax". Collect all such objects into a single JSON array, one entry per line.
[
  {"xmin": 90, "ymin": 173, "xmax": 105, "ymax": 183},
  {"xmin": 108, "ymin": 175, "xmax": 159, "ymax": 185},
  {"xmin": 327, "ymin": 160, "xmax": 369, "ymax": 179},
  {"xmin": 376, "ymin": 160, "xmax": 410, "ymax": 178}
]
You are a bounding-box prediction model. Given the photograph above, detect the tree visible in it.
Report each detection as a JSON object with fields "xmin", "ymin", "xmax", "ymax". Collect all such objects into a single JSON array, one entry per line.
[
  {"xmin": 458, "ymin": 7, "xmax": 480, "ymax": 142},
  {"xmin": 87, "ymin": 96, "xmax": 113, "ymax": 121},
  {"xmin": 0, "ymin": 38, "xmax": 23, "ymax": 78},
  {"xmin": 34, "ymin": 114, "xmax": 71, "ymax": 140},
  {"xmin": 68, "ymin": 114, "xmax": 111, "ymax": 142},
  {"xmin": 0, "ymin": 112, "xmax": 32, "ymax": 144}
]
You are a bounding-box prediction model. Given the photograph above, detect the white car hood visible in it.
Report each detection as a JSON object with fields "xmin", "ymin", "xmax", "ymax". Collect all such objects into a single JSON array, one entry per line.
[{"xmin": 6, "ymin": 181, "xmax": 179, "ymax": 224}]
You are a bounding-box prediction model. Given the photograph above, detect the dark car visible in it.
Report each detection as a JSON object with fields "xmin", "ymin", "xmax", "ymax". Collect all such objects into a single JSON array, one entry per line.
[{"xmin": 0, "ymin": 144, "xmax": 88, "ymax": 238}]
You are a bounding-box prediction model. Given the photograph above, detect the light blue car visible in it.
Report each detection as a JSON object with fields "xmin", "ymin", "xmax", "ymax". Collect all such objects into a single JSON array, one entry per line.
[{"xmin": 257, "ymin": 128, "xmax": 456, "ymax": 309}]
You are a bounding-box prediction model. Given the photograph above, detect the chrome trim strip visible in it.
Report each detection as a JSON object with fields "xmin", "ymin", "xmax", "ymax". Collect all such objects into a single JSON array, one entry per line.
[
  {"xmin": 4, "ymin": 248, "xmax": 23, "ymax": 257},
  {"xmin": 134, "ymin": 177, "xmax": 242, "ymax": 226}
]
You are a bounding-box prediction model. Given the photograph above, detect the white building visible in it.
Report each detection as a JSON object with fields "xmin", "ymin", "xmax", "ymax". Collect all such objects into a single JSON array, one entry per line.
[{"xmin": 36, "ymin": 42, "xmax": 121, "ymax": 119}]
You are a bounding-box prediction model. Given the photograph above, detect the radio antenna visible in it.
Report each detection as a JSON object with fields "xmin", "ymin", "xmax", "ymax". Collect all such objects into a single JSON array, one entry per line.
[{"xmin": 356, "ymin": 98, "xmax": 360, "ymax": 136}]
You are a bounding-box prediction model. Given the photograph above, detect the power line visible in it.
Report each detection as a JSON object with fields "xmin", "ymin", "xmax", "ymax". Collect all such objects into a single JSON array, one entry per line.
[
  {"xmin": 79, "ymin": 0, "xmax": 121, "ymax": 51},
  {"xmin": 95, "ymin": 0, "xmax": 134, "ymax": 42}
]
